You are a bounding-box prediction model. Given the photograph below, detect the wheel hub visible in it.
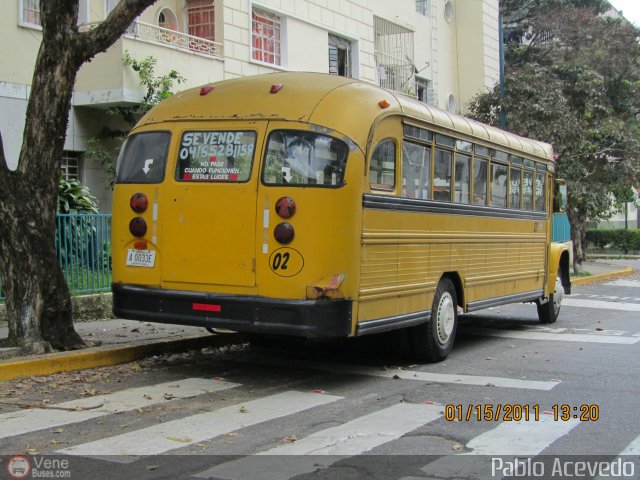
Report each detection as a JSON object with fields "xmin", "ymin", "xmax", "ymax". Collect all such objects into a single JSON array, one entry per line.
[{"xmin": 436, "ymin": 292, "xmax": 455, "ymax": 345}]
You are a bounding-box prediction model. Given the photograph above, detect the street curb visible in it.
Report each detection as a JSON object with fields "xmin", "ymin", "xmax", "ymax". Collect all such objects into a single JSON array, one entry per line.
[
  {"xmin": 571, "ymin": 267, "xmax": 635, "ymax": 287},
  {"xmin": 0, "ymin": 333, "xmax": 245, "ymax": 382}
]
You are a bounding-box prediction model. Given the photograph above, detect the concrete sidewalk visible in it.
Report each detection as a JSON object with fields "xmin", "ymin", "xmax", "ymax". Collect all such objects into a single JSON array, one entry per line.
[{"xmin": 0, "ymin": 259, "xmax": 636, "ymax": 382}]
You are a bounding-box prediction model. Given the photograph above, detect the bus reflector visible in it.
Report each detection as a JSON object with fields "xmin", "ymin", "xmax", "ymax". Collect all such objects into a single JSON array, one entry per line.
[
  {"xmin": 270, "ymin": 83, "xmax": 284, "ymax": 94},
  {"xmin": 130, "ymin": 193, "xmax": 148, "ymax": 213},
  {"xmin": 129, "ymin": 217, "xmax": 147, "ymax": 237},
  {"xmin": 275, "ymin": 196, "xmax": 296, "ymax": 219},
  {"xmin": 200, "ymin": 86, "xmax": 214, "ymax": 96},
  {"xmin": 193, "ymin": 303, "xmax": 222, "ymax": 312},
  {"xmin": 378, "ymin": 99, "xmax": 391, "ymax": 109},
  {"xmin": 133, "ymin": 239, "xmax": 148, "ymax": 250}
]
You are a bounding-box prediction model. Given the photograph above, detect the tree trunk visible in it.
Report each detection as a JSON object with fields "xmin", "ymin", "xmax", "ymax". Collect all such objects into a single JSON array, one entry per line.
[
  {"xmin": 0, "ymin": 0, "xmax": 158, "ymax": 353},
  {"xmin": 0, "ymin": 179, "xmax": 82, "ymax": 353}
]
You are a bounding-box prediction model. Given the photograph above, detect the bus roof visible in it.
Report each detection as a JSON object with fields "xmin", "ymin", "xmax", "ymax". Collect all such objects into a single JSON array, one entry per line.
[{"xmin": 138, "ymin": 72, "xmax": 554, "ymax": 162}]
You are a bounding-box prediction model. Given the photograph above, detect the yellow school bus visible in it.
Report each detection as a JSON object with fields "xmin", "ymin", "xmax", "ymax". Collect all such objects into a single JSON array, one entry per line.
[{"xmin": 112, "ymin": 72, "xmax": 571, "ymax": 362}]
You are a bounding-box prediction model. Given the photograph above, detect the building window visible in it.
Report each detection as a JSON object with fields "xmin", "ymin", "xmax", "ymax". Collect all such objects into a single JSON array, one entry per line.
[
  {"xmin": 328, "ymin": 34, "xmax": 352, "ymax": 78},
  {"xmin": 60, "ymin": 151, "xmax": 82, "ymax": 182},
  {"xmin": 374, "ymin": 16, "xmax": 415, "ymax": 95},
  {"xmin": 416, "ymin": 78, "xmax": 437, "ymax": 105},
  {"xmin": 158, "ymin": 8, "xmax": 178, "ymax": 30},
  {"xmin": 416, "ymin": 0, "xmax": 429, "ymax": 16},
  {"xmin": 187, "ymin": 0, "xmax": 215, "ymax": 41},
  {"xmin": 21, "ymin": 0, "xmax": 41, "ymax": 26},
  {"xmin": 252, "ymin": 9, "xmax": 281, "ymax": 66}
]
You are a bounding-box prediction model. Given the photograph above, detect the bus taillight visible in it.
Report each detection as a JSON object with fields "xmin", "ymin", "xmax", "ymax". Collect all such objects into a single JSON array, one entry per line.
[
  {"xmin": 129, "ymin": 217, "xmax": 147, "ymax": 237},
  {"xmin": 274, "ymin": 222, "xmax": 294, "ymax": 244},
  {"xmin": 130, "ymin": 193, "xmax": 149, "ymax": 213},
  {"xmin": 275, "ymin": 197, "xmax": 296, "ymax": 219}
]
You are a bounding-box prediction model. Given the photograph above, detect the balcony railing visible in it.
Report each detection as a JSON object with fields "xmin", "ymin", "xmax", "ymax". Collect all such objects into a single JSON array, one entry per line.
[{"xmin": 80, "ymin": 20, "xmax": 223, "ymax": 59}]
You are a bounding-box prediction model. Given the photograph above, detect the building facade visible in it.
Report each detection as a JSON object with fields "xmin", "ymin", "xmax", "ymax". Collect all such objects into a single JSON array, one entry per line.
[{"xmin": 1, "ymin": 0, "xmax": 499, "ymax": 211}]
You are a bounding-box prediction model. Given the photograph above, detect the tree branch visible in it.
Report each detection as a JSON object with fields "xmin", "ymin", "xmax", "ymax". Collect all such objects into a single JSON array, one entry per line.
[{"xmin": 77, "ymin": 0, "xmax": 158, "ymax": 64}]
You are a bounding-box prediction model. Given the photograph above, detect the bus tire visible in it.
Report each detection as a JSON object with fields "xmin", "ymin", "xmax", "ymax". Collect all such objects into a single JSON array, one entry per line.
[
  {"xmin": 537, "ymin": 274, "xmax": 564, "ymax": 324},
  {"xmin": 410, "ymin": 277, "xmax": 458, "ymax": 363}
]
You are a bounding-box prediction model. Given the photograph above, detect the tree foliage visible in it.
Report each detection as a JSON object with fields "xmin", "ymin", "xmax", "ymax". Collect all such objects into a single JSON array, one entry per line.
[
  {"xmin": 58, "ymin": 175, "xmax": 99, "ymax": 214},
  {"xmin": 468, "ymin": 0, "xmax": 640, "ymax": 270}
]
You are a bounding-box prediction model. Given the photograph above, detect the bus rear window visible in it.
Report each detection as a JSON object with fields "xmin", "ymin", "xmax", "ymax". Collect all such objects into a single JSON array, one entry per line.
[
  {"xmin": 175, "ymin": 131, "xmax": 256, "ymax": 182},
  {"xmin": 263, "ymin": 130, "xmax": 348, "ymax": 187},
  {"xmin": 116, "ymin": 131, "xmax": 170, "ymax": 184}
]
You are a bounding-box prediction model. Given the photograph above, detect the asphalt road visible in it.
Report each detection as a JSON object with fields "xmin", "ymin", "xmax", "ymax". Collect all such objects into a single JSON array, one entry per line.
[{"xmin": 0, "ymin": 273, "xmax": 639, "ymax": 479}]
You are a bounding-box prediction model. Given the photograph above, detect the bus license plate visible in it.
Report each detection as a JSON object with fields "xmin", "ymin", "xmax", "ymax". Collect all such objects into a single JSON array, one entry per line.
[{"xmin": 126, "ymin": 249, "xmax": 156, "ymax": 268}]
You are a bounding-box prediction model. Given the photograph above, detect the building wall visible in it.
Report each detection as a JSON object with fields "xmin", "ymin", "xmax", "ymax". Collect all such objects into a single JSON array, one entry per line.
[{"xmin": 1, "ymin": 0, "xmax": 500, "ymax": 212}]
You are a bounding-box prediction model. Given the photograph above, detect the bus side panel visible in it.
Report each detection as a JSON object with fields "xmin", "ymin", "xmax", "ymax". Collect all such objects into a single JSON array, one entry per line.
[{"xmin": 359, "ymin": 205, "xmax": 548, "ymax": 321}]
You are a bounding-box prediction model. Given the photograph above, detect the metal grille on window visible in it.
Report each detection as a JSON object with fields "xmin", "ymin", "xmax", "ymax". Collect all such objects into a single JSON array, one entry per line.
[
  {"xmin": 23, "ymin": 0, "xmax": 41, "ymax": 25},
  {"xmin": 374, "ymin": 16, "xmax": 415, "ymax": 96},
  {"xmin": 416, "ymin": 0, "xmax": 430, "ymax": 16},
  {"xmin": 187, "ymin": 0, "xmax": 215, "ymax": 41},
  {"xmin": 60, "ymin": 151, "xmax": 81, "ymax": 182},
  {"xmin": 328, "ymin": 34, "xmax": 352, "ymax": 78},
  {"xmin": 252, "ymin": 9, "xmax": 281, "ymax": 65}
]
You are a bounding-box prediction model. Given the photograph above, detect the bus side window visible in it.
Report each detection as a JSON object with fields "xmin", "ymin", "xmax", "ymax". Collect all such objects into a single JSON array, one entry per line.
[
  {"xmin": 473, "ymin": 157, "xmax": 488, "ymax": 205},
  {"xmin": 490, "ymin": 162, "xmax": 508, "ymax": 208},
  {"xmin": 434, "ymin": 148, "xmax": 452, "ymax": 201},
  {"xmin": 369, "ymin": 140, "xmax": 396, "ymax": 191},
  {"xmin": 402, "ymin": 141, "xmax": 430, "ymax": 199},
  {"xmin": 523, "ymin": 170, "xmax": 534, "ymax": 210},
  {"xmin": 535, "ymin": 171, "xmax": 546, "ymax": 212},
  {"xmin": 454, "ymin": 153, "xmax": 471, "ymax": 204},
  {"xmin": 509, "ymin": 166, "xmax": 522, "ymax": 209}
]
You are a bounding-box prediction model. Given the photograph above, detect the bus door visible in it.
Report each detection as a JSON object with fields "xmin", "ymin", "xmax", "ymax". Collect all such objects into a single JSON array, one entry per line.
[{"xmin": 161, "ymin": 122, "xmax": 266, "ymax": 288}]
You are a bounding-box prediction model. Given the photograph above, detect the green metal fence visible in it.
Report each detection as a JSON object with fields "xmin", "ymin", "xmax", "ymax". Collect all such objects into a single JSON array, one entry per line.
[{"xmin": 0, "ymin": 213, "xmax": 112, "ymax": 301}]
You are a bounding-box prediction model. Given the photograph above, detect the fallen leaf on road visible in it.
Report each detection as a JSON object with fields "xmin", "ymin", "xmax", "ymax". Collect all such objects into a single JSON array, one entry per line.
[{"xmin": 166, "ymin": 435, "xmax": 192, "ymax": 443}]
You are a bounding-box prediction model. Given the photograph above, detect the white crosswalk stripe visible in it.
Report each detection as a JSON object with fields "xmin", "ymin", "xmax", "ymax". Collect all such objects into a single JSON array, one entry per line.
[
  {"xmin": 194, "ymin": 403, "xmax": 442, "ymax": 480},
  {"xmin": 0, "ymin": 378, "xmax": 238, "ymax": 440},
  {"xmin": 0, "ymin": 372, "xmax": 633, "ymax": 480},
  {"xmin": 242, "ymin": 357, "xmax": 559, "ymax": 390},
  {"xmin": 563, "ymin": 298, "xmax": 640, "ymax": 311},
  {"xmin": 620, "ymin": 434, "xmax": 640, "ymax": 455},
  {"xmin": 56, "ymin": 390, "xmax": 342, "ymax": 462},
  {"xmin": 463, "ymin": 414, "xmax": 580, "ymax": 455},
  {"xmin": 462, "ymin": 326, "xmax": 640, "ymax": 345}
]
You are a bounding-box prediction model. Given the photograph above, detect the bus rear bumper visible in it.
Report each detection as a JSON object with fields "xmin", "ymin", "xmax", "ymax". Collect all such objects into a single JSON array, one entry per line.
[{"xmin": 112, "ymin": 284, "xmax": 352, "ymax": 338}]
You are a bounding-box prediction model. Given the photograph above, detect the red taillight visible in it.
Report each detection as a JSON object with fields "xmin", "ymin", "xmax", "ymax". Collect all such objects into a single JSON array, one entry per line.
[
  {"xmin": 274, "ymin": 222, "xmax": 294, "ymax": 244},
  {"xmin": 129, "ymin": 217, "xmax": 147, "ymax": 237},
  {"xmin": 275, "ymin": 197, "xmax": 296, "ymax": 219},
  {"xmin": 130, "ymin": 193, "xmax": 148, "ymax": 213}
]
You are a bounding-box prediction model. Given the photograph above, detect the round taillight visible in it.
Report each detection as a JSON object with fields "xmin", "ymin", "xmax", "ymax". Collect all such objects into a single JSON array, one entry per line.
[
  {"xmin": 130, "ymin": 193, "xmax": 148, "ymax": 213},
  {"xmin": 129, "ymin": 217, "xmax": 147, "ymax": 237},
  {"xmin": 274, "ymin": 222, "xmax": 294, "ymax": 244},
  {"xmin": 275, "ymin": 197, "xmax": 296, "ymax": 219}
]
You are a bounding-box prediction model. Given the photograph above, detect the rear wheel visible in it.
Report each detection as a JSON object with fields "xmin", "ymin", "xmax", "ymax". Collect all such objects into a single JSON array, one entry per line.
[
  {"xmin": 410, "ymin": 277, "xmax": 458, "ymax": 363},
  {"xmin": 537, "ymin": 274, "xmax": 564, "ymax": 324}
]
